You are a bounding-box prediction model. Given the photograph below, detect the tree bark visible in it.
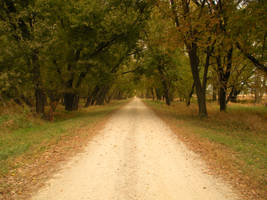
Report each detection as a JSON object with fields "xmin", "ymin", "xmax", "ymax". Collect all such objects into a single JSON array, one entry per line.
[
  {"xmin": 32, "ymin": 49, "xmax": 45, "ymax": 114},
  {"xmin": 95, "ymin": 86, "xmax": 110, "ymax": 105},
  {"xmin": 216, "ymin": 47, "xmax": 233, "ymax": 111},
  {"xmin": 186, "ymin": 81, "xmax": 195, "ymax": 106},
  {"xmin": 64, "ymin": 49, "xmax": 81, "ymax": 111},
  {"xmin": 227, "ymin": 87, "xmax": 240, "ymax": 103},
  {"xmin": 84, "ymin": 96, "xmax": 92, "ymax": 108},
  {"xmin": 164, "ymin": 93, "xmax": 171, "ymax": 106},
  {"xmin": 35, "ymin": 88, "xmax": 46, "ymax": 114},
  {"xmin": 64, "ymin": 93, "xmax": 79, "ymax": 111},
  {"xmin": 219, "ymin": 87, "xmax": 227, "ymax": 111},
  {"xmin": 84, "ymin": 86, "xmax": 99, "ymax": 107},
  {"xmin": 155, "ymin": 88, "xmax": 161, "ymax": 101},
  {"xmin": 188, "ymin": 43, "xmax": 207, "ymax": 117},
  {"xmin": 151, "ymin": 88, "xmax": 155, "ymax": 101}
]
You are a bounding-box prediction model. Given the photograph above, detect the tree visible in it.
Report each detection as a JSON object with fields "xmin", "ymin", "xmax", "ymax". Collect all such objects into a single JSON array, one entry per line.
[
  {"xmin": 231, "ymin": 0, "xmax": 267, "ymax": 74},
  {"xmin": 164, "ymin": 0, "xmax": 217, "ymax": 116},
  {"xmin": 0, "ymin": 0, "xmax": 155, "ymax": 115},
  {"xmin": 1, "ymin": 0, "xmax": 53, "ymax": 114}
]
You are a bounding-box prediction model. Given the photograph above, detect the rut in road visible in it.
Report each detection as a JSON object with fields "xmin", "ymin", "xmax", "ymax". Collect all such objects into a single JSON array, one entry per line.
[{"xmin": 32, "ymin": 98, "xmax": 239, "ymax": 200}]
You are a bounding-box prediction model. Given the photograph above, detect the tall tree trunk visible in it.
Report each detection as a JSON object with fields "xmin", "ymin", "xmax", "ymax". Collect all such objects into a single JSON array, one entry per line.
[
  {"xmin": 157, "ymin": 65, "xmax": 171, "ymax": 106},
  {"xmin": 64, "ymin": 49, "xmax": 81, "ymax": 111},
  {"xmin": 84, "ymin": 86, "xmax": 99, "ymax": 107},
  {"xmin": 169, "ymin": 0, "xmax": 211, "ymax": 117},
  {"xmin": 32, "ymin": 49, "xmax": 45, "ymax": 114},
  {"xmin": 95, "ymin": 86, "xmax": 110, "ymax": 105},
  {"xmin": 91, "ymin": 86, "xmax": 101, "ymax": 106},
  {"xmin": 155, "ymin": 88, "xmax": 161, "ymax": 101},
  {"xmin": 162, "ymin": 83, "xmax": 170, "ymax": 106},
  {"xmin": 228, "ymin": 87, "xmax": 240, "ymax": 103},
  {"xmin": 254, "ymin": 70, "xmax": 265, "ymax": 103},
  {"xmin": 188, "ymin": 43, "xmax": 207, "ymax": 117},
  {"xmin": 35, "ymin": 89, "xmax": 46, "ymax": 114},
  {"xmin": 64, "ymin": 93, "xmax": 79, "ymax": 111},
  {"xmin": 84, "ymin": 96, "xmax": 92, "ymax": 108},
  {"xmin": 216, "ymin": 47, "xmax": 233, "ymax": 111},
  {"xmin": 186, "ymin": 81, "xmax": 195, "ymax": 106},
  {"xmin": 165, "ymin": 93, "xmax": 171, "ymax": 106},
  {"xmin": 219, "ymin": 87, "xmax": 227, "ymax": 111},
  {"xmin": 151, "ymin": 88, "xmax": 155, "ymax": 101}
]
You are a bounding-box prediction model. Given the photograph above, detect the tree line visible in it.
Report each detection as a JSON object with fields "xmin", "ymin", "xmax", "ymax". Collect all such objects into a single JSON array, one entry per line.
[
  {"xmin": 0, "ymin": 0, "xmax": 266, "ymax": 118},
  {"xmin": 136, "ymin": 0, "xmax": 266, "ymax": 117},
  {"xmin": 0, "ymin": 0, "xmax": 153, "ymax": 119}
]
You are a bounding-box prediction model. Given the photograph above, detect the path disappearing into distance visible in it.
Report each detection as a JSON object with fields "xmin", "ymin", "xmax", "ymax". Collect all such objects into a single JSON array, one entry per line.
[{"xmin": 32, "ymin": 98, "xmax": 239, "ymax": 200}]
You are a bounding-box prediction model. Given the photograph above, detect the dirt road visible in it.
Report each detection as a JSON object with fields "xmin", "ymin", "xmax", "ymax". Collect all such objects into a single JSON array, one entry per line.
[{"xmin": 32, "ymin": 98, "xmax": 239, "ymax": 200}]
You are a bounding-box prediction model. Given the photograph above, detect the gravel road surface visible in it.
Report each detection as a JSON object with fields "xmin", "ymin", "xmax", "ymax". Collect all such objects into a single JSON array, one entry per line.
[{"xmin": 32, "ymin": 98, "xmax": 238, "ymax": 200}]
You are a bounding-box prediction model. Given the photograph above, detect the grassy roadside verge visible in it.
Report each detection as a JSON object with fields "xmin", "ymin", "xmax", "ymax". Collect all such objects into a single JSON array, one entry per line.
[
  {"xmin": 145, "ymin": 100, "xmax": 267, "ymax": 200},
  {"xmin": 0, "ymin": 100, "xmax": 129, "ymax": 200}
]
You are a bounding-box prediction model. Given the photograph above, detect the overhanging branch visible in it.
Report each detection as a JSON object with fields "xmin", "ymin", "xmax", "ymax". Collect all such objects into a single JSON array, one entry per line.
[{"xmin": 236, "ymin": 42, "xmax": 267, "ymax": 74}]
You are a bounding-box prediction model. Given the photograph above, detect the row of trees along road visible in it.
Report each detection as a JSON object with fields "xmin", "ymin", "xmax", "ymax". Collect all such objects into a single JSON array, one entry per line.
[
  {"xmin": 0, "ymin": 0, "xmax": 266, "ymax": 118},
  {"xmin": 136, "ymin": 0, "xmax": 266, "ymax": 117},
  {"xmin": 0, "ymin": 0, "xmax": 154, "ymax": 120}
]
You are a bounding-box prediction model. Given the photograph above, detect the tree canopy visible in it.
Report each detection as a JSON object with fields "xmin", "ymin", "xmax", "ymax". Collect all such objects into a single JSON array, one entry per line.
[{"xmin": 0, "ymin": 0, "xmax": 266, "ymax": 118}]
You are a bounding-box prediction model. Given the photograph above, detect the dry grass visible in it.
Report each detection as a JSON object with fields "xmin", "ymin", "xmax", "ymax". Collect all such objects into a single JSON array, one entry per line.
[
  {"xmin": 0, "ymin": 100, "xmax": 128, "ymax": 200},
  {"xmin": 145, "ymin": 100, "xmax": 267, "ymax": 200}
]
